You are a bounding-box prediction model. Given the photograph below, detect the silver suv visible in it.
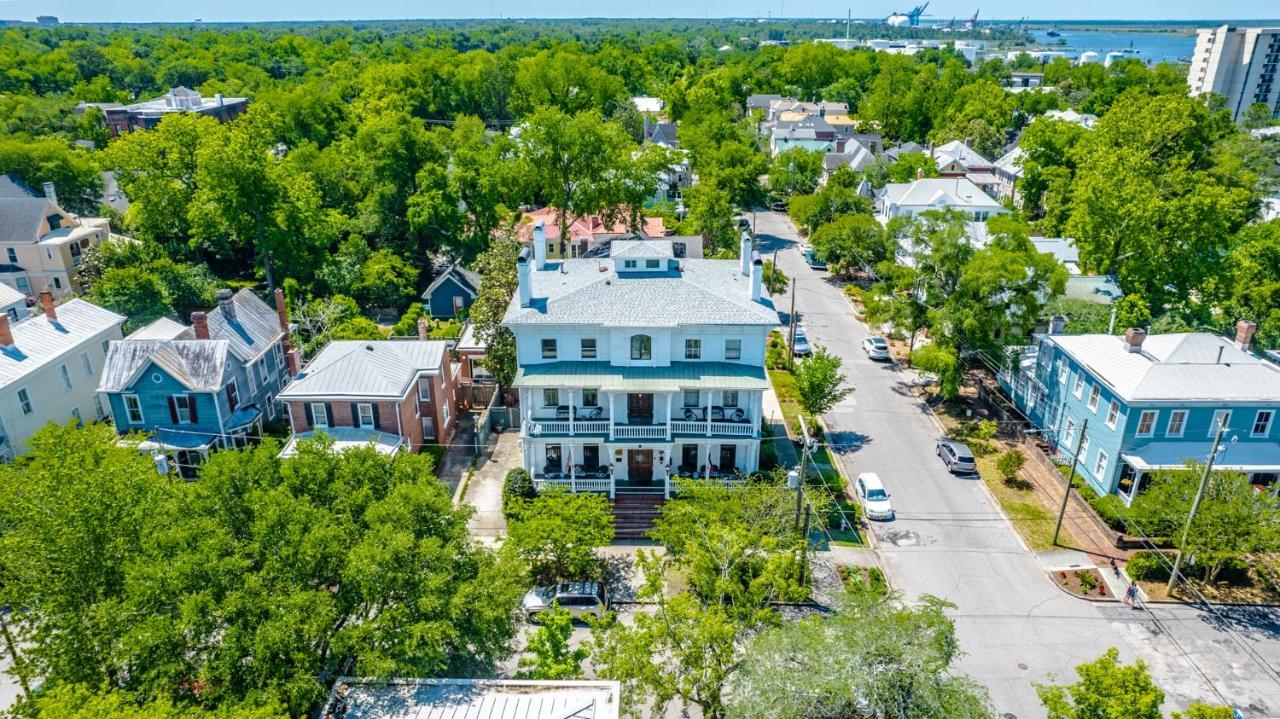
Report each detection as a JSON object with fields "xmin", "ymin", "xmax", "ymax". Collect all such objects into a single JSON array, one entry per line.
[
  {"xmin": 936, "ymin": 439, "xmax": 977, "ymax": 474},
  {"xmin": 522, "ymin": 581, "xmax": 609, "ymax": 621}
]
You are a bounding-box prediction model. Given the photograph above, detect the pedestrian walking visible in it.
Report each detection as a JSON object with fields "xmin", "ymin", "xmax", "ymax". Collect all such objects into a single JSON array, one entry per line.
[{"xmin": 1124, "ymin": 581, "xmax": 1139, "ymax": 608}]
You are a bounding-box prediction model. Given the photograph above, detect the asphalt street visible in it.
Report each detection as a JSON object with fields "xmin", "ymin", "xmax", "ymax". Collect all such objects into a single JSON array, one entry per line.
[{"xmin": 754, "ymin": 210, "xmax": 1280, "ymax": 719}]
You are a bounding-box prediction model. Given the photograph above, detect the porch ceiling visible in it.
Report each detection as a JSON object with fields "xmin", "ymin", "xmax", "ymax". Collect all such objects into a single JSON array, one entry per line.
[
  {"xmin": 513, "ymin": 361, "xmax": 768, "ymax": 392},
  {"xmin": 1122, "ymin": 441, "xmax": 1280, "ymax": 473}
]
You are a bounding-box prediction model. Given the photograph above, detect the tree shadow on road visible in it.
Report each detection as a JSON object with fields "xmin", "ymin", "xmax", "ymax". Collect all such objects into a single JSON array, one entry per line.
[
  {"xmin": 754, "ymin": 232, "xmax": 796, "ymax": 254},
  {"xmin": 824, "ymin": 429, "xmax": 872, "ymax": 455},
  {"xmin": 1194, "ymin": 602, "xmax": 1280, "ymax": 641}
]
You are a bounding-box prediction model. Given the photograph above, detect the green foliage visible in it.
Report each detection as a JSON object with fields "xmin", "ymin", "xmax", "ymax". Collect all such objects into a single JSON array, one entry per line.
[
  {"xmin": 87, "ymin": 267, "xmax": 172, "ymax": 334},
  {"xmin": 765, "ymin": 331, "xmax": 789, "ymax": 371},
  {"xmin": 391, "ymin": 302, "xmax": 427, "ymax": 336},
  {"xmin": 12, "ymin": 684, "xmax": 286, "ymax": 718},
  {"xmin": 727, "ymin": 593, "xmax": 992, "ymax": 719},
  {"xmin": 506, "ymin": 488, "xmax": 615, "ymax": 583},
  {"xmin": 886, "ymin": 151, "xmax": 940, "ymax": 183},
  {"xmin": 809, "ymin": 213, "xmax": 889, "ymax": 275},
  {"xmin": 787, "ymin": 184, "xmax": 872, "ymax": 236},
  {"xmin": 1173, "ymin": 704, "xmax": 1237, "ymax": 719},
  {"xmin": 768, "ymin": 147, "xmax": 824, "ymax": 197},
  {"xmin": 502, "ymin": 468, "xmax": 537, "ymax": 515},
  {"xmin": 792, "ymin": 346, "xmax": 854, "ymax": 417},
  {"xmin": 516, "ymin": 605, "xmax": 587, "ymax": 681},
  {"xmin": 329, "ymin": 316, "xmax": 387, "ymax": 340},
  {"xmin": 1124, "ymin": 551, "xmax": 1171, "ymax": 582},
  {"xmin": 1036, "ymin": 647, "xmax": 1164, "ymax": 719},
  {"xmin": 0, "ymin": 135, "xmax": 102, "ymax": 214},
  {"xmin": 910, "ymin": 344, "xmax": 961, "ymax": 400},
  {"xmin": 469, "ymin": 236, "xmax": 521, "ymax": 387},
  {"xmin": 996, "ymin": 449, "xmax": 1026, "ymax": 483},
  {"xmin": 0, "ymin": 424, "xmax": 526, "ymax": 715},
  {"xmin": 761, "ymin": 260, "xmax": 788, "ymax": 296}
]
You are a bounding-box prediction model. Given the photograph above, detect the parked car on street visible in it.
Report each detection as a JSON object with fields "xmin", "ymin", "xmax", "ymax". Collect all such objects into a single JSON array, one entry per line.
[
  {"xmin": 770, "ymin": 200, "xmax": 787, "ymax": 212},
  {"xmin": 862, "ymin": 336, "xmax": 891, "ymax": 361},
  {"xmin": 522, "ymin": 581, "xmax": 608, "ymax": 621},
  {"xmin": 936, "ymin": 439, "xmax": 978, "ymax": 474},
  {"xmin": 855, "ymin": 472, "xmax": 895, "ymax": 521},
  {"xmin": 790, "ymin": 327, "xmax": 812, "ymax": 356}
]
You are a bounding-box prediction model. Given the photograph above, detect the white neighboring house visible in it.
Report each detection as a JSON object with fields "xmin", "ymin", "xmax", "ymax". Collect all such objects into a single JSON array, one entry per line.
[
  {"xmin": 503, "ymin": 227, "xmax": 779, "ymax": 497},
  {"xmin": 0, "ymin": 283, "xmax": 29, "ymax": 323},
  {"xmin": 0, "ymin": 293, "xmax": 124, "ymax": 460},
  {"xmin": 876, "ymin": 178, "xmax": 1008, "ymax": 224}
]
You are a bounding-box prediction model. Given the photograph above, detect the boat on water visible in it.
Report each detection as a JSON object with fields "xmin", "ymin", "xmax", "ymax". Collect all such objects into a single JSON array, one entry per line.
[{"xmin": 1045, "ymin": 29, "xmax": 1061, "ymax": 37}]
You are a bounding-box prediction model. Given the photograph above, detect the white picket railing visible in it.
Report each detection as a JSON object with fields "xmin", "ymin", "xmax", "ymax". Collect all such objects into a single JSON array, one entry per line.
[
  {"xmin": 614, "ymin": 424, "xmax": 668, "ymax": 439},
  {"xmin": 524, "ymin": 419, "xmax": 611, "ymax": 436},
  {"xmin": 670, "ymin": 420, "xmax": 756, "ymax": 437},
  {"xmin": 535, "ymin": 477, "xmax": 613, "ymax": 494}
]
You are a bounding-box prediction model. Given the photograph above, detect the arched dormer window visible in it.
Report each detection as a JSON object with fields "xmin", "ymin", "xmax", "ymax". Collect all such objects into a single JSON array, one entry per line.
[{"xmin": 630, "ymin": 334, "xmax": 652, "ymax": 360}]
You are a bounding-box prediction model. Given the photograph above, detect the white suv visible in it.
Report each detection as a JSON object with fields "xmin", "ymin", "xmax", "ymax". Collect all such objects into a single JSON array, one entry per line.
[{"xmin": 855, "ymin": 472, "xmax": 895, "ymax": 521}]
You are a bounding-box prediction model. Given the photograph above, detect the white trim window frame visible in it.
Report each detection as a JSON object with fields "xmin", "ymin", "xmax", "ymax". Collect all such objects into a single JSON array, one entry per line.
[
  {"xmin": 58, "ymin": 364, "xmax": 72, "ymax": 392},
  {"xmin": 1252, "ymin": 409, "xmax": 1274, "ymax": 437},
  {"xmin": 418, "ymin": 376, "xmax": 431, "ymax": 402},
  {"xmin": 311, "ymin": 402, "xmax": 329, "ymax": 428},
  {"xmin": 174, "ymin": 394, "xmax": 194, "ymax": 424},
  {"xmin": 1210, "ymin": 409, "xmax": 1232, "ymax": 436},
  {"xmin": 123, "ymin": 393, "xmax": 143, "ymax": 424},
  {"xmin": 1058, "ymin": 363, "xmax": 1068, "ymax": 385},
  {"xmin": 358, "ymin": 403, "xmax": 374, "ymax": 428},
  {"xmin": 1135, "ymin": 410, "xmax": 1157, "ymax": 438},
  {"xmin": 1087, "ymin": 385, "xmax": 1100, "ymax": 412},
  {"xmin": 1094, "ymin": 449, "xmax": 1109, "ymax": 479},
  {"xmin": 1073, "ymin": 375, "xmax": 1085, "ymax": 399},
  {"xmin": 1105, "ymin": 400, "xmax": 1120, "ymax": 429},
  {"xmin": 79, "ymin": 352, "xmax": 94, "ymax": 378},
  {"xmin": 1166, "ymin": 410, "xmax": 1187, "ymax": 438}
]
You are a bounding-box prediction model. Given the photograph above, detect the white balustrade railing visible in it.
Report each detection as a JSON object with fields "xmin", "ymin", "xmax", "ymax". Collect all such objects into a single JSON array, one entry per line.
[
  {"xmin": 524, "ymin": 419, "xmax": 611, "ymax": 436},
  {"xmin": 614, "ymin": 424, "xmax": 668, "ymax": 439},
  {"xmin": 534, "ymin": 477, "xmax": 613, "ymax": 493},
  {"xmin": 670, "ymin": 420, "xmax": 756, "ymax": 437},
  {"xmin": 575, "ymin": 420, "xmax": 610, "ymax": 433},
  {"xmin": 670, "ymin": 420, "xmax": 703, "ymax": 435}
]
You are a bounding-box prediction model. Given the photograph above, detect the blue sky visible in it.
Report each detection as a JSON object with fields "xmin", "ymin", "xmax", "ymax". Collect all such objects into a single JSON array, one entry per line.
[{"xmin": 1, "ymin": 0, "xmax": 1277, "ymax": 24}]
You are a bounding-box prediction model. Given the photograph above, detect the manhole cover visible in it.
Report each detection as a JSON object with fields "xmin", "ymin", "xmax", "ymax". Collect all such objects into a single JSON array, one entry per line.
[
  {"xmin": 1017, "ymin": 663, "xmax": 1027, "ymax": 670},
  {"xmin": 882, "ymin": 530, "xmax": 920, "ymax": 547}
]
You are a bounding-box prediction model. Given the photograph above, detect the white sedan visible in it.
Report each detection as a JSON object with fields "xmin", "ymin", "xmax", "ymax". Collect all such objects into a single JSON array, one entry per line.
[{"xmin": 862, "ymin": 336, "xmax": 891, "ymax": 361}]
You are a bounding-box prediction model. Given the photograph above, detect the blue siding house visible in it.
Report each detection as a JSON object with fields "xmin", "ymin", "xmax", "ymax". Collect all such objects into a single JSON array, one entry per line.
[
  {"xmin": 1001, "ymin": 322, "xmax": 1280, "ymax": 504},
  {"xmin": 98, "ymin": 288, "xmax": 295, "ymax": 476},
  {"xmin": 421, "ymin": 263, "xmax": 480, "ymax": 319}
]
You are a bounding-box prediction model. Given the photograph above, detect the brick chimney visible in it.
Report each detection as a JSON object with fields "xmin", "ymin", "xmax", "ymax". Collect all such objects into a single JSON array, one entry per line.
[
  {"xmin": 39, "ymin": 291, "xmax": 56, "ymax": 321},
  {"xmin": 215, "ymin": 288, "xmax": 235, "ymax": 319},
  {"xmin": 1235, "ymin": 320, "xmax": 1257, "ymax": 351},
  {"xmin": 0, "ymin": 315, "xmax": 12, "ymax": 347},
  {"xmin": 286, "ymin": 349, "xmax": 301, "ymax": 376},
  {"xmin": 1123, "ymin": 327, "xmax": 1147, "ymax": 354},
  {"xmin": 417, "ymin": 317, "xmax": 429, "ymax": 340},
  {"xmin": 273, "ymin": 288, "xmax": 289, "ymax": 335},
  {"xmin": 191, "ymin": 311, "xmax": 210, "ymax": 340}
]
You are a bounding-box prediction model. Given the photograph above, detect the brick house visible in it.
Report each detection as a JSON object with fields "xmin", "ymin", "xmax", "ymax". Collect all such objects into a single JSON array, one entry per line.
[{"xmin": 277, "ymin": 339, "xmax": 459, "ymax": 457}]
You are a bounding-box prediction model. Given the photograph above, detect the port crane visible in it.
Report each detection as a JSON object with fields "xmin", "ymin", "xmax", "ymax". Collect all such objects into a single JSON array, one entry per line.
[{"xmin": 885, "ymin": 2, "xmax": 929, "ymax": 27}]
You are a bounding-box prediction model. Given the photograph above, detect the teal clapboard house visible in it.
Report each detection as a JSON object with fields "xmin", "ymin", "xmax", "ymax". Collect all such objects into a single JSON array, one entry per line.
[
  {"xmin": 1001, "ymin": 322, "xmax": 1280, "ymax": 504},
  {"xmin": 98, "ymin": 288, "xmax": 296, "ymax": 476}
]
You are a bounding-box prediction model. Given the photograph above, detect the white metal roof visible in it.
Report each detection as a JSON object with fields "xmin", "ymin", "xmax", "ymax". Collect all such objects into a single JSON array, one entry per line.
[
  {"xmin": 98, "ymin": 340, "xmax": 230, "ymax": 393},
  {"xmin": 126, "ymin": 317, "xmax": 196, "ymax": 341},
  {"xmin": 279, "ymin": 340, "xmax": 447, "ymax": 400},
  {"xmin": 882, "ymin": 178, "xmax": 1004, "ymax": 211},
  {"xmin": 0, "ymin": 299, "xmax": 124, "ymax": 386},
  {"xmin": 278, "ymin": 428, "xmax": 404, "ymax": 458},
  {"xmin": 933, "ymin": 140, "xmax": 992, "ymax": 170},
  {"xmin": 0, "ymin": 282, "xmax": 25, "ymax": 308},
  {"xmin": 503, "ymin": 258, "xmax": 779, "ymax": 328},
  {"xmin": 1048, "ymin": 333, "xmax": 1280, "ymax": 402},
  {"xmin": 205, "ymin": 288, "xmax": 284, "ymax": 363},
  {"xmin": 324, "ymin": 679, "xmax": 620, "ymax": 719}
]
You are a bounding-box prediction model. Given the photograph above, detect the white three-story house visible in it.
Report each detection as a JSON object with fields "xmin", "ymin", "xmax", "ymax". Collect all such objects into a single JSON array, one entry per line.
[{"xmin": 503, "ymin": 224, "xmax": 780, "ymax": 497}]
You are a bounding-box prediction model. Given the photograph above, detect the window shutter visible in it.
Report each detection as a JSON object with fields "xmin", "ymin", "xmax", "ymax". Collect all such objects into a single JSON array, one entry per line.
[
  {"xmin": 303, "ymin": 402, "xmax": 313, "ymax": 427},
  {"xmin": 325, "ymin": 404, "xmax": 333, "ymax": 428},
  {"xmin": 168, "ymin": 396, "xmax": 178, "ymax": 424},
  {"xmin": 189, "ymin": 394, "xmax": 198, "ymax": 424},
  {"xmin": 350, "ymin": 403, "xmax": 359, "ymax": 427},
  {"xmin": 372, "ymin": 404, "xmax": 381, "ymax": 430}
]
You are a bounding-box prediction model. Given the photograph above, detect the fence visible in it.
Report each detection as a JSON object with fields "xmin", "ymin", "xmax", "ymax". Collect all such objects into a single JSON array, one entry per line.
[{"xmin": 475, "ymin": 390, "xmax": 521, "ymax": 452}]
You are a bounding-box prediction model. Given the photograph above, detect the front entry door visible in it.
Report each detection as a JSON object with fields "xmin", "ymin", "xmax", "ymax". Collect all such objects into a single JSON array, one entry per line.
[
  {"xmin": 628, "ymin": 449, "xmax": 654, "ymax": 483},
  {"xmin": 627, "ymin": 393, "xmax": 654, "ymax": 424}
]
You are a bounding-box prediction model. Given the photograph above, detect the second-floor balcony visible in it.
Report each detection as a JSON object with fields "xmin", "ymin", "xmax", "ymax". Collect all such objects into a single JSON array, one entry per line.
[{"xmin": 522, "ymin": 402, "xmax": 757, "ymax": 440}]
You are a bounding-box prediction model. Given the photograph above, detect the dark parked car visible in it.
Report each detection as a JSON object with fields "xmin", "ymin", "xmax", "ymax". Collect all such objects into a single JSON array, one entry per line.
[{"xmin": 936, "ymin": 439, "xmax": 978, "ymax": 474}]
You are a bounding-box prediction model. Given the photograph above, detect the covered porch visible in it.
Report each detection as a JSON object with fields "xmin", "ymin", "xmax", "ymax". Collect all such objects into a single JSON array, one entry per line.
[
  {"xmin": 524, "ymin": 438, "xmax": 760, "ymax": 498},
  {"xmin": 1117, "ymin": 441, "xmax": 1280, "ymax": 505},
  {"xmin": 279, "ymin": 427, "xmax": 405, "ymax": 458}
]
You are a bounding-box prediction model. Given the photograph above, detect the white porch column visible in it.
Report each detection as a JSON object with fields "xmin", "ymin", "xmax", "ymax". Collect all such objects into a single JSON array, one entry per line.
[
  {"xmin": 609, "ymin": 393, "xmax": 617, "ymax": 440},
  {"xmin": 703, "ymin": 441, "xmax": 710, "ymax": 479},
  {"xmin": 705, "ymin": 390, "xmax": 713, "ymax": 437},
  {"xmin": 664, "ymin": 392, "xmax": 673, "ymax": 440},
  {"xmin": 569, "ymin": 400, "xmax": 575, "ymax": 435}
]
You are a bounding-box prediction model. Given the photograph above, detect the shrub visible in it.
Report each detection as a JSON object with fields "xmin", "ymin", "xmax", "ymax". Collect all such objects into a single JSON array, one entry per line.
[
  {"xmin": 503, "ymin": 468, "xmax": 536, "ymax": 515},
  {"xmin": 843, "ymin": 285, "xmax": 866, "ymax": 304},
  {"xmin": 1075, "ymin": 569, "xmax": 1097, "ymax": 592},
  {"xmin": 996, "ymin": 449, "xmax": 1026, "ymax": 483},
  {"xmin": 1125, "ymin": 550, "xmax": 1170, "ymax": 582},
  {"xmin": 391, "ymin": 302, "xmax": 426, "ymax": 336},
  {"xmin": 1071, "ymin": 476, "xmax": 1130, "ymax": 532},
  {"xmin": 766, "ymin": 332, "xmax": 789, "ymax": 370}
]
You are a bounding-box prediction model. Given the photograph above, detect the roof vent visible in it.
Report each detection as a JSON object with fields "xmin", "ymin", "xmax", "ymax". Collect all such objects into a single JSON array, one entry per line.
[{"xmin": 365, "ymin": 344, "xmax": 375, "ymax": 351}]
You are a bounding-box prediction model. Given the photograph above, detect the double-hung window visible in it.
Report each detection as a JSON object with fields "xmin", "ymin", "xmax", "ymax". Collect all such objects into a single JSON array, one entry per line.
[
  {"xmin": 1072, "ymin": 375, "xmax": 1085, "ymax": 399},
  {"xmin": 58, "ymin": 364, "xmax": 72, "ymax": 392},
  {"xmin": 723, "ymin": 390, "xmax": 740, "ymax": 408},
  {"xmin": 1251, "ymin": 409, "xmax": 1273, "ymax": 437},
  {"xmin": 311, "ymin": 402, "xmax": 328, "ymax": 428},
  {"xmin": 174, "ymin": 395, "xmax": 194, "ymax": 424},
  {"xmin": 725, "ymin": 339, "xmax": 742, "ymax": 360},
  {"xmin": 1166, "ymin": 410, "xmax": 1187, "ymax": 437},
  {"xmin": 1210, "ymin": 409, "xmax": 1232, "ymax": 436},
  {"xmin": 685, "ymin": 339, "xmax": 701, "ymax": 359},
  {"xmin": 683, "ymin": 390, "xmax": 700, "ymax": 407},
  {"xmin": 543, "ymin": 388, "xmax": 559, "ymax": 407},
  {"xmin": 1064, "ymin": 418, "xmax": 1076, "ymax": 446},
  {"xmin": 580, "ymin": 338, "xmax": 597, "ymax": 359},
  {"xmin": 358, "ymin": 403, "xmax": 375, "ymax": 428},
  {"xmin": 541, "ymin": 339, "xmax": 557, "ymax": 359},
  {"xmin": 1135, "ymin": 410, "xmax": 1157, "ymax": 437},
  {"xmin": 1105, "ymin": 401, "xmax": 1119, "ymax": 429},
  {"xmin": 1058, "ymin": 363, "xmax": 1068, "ymax": 385},
  {"xmin": 123, "ymin": 394, "xmax": 142, "ymax": 423},
  {"xmin": 1094, "ymin": 450, "xmax": 1109, "ymax": 479},
  {"xmin": 1078, "ymin": 435, "xmax": 1091, "ymax": 463},
  {"xmin": 582, "ymin": 388, "xmax": 599, "ymax": 407},
  {"xmin": 79, "ymin": 352, "xmax": 93, "ymax": 378},
  {"xmin": 1087, "ymin": 386, "xmax": 1100, "ymax": 412}
]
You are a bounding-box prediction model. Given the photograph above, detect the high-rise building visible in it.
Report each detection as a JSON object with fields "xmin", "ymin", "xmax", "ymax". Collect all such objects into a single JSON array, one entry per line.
[{"xmin": 1187, "ymin": 25, "xmax": 1280, "ymax": 121}]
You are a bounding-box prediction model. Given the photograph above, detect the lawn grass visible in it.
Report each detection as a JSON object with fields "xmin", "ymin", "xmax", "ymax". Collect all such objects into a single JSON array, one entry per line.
[
  {"xmin": 768, "ymin": 368, "xmax": 803, "ymax": 434},
  {"xmin": 976, "ymin": 455, "xmax": 1077, "ymax": 550}
]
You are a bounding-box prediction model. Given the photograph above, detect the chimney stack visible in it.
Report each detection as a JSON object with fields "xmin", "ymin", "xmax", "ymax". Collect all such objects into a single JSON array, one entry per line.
[
  {"xmin": 42, "ymin": 181, "xmax": 56, "ymax": 205},
  {"xmin": 286, "ymin": 349, "xmax": 301, "ymax": 376},
  {"xmin": 273, "ymin": 288, "xmax": 290, "ymax": 334},
  {"xmin": 1048, "ymin": 315, "xmax": 1066, "ymax": 335},
  {"xmin": 532, "ymin": 221, "xmax": 548, "ymax": 270},
  {"xmin": 417, "ymin": 317, "xmax": 429, "ymax": 340},
  {"xmin": 0, "ymin": 315, "xmax": 12, "ymax": 347},
  {"xmin": 191, "ymin": 311, "xmax": 210, "ymax": 340},
  {"xmin": 39, "ymin": 291, "xmax": 56, "ymax": 321},
  {"xmin": 215, "ymin": 288, "xmax": 235, "ymax": 319},
  {"xmin": 1123, "ymin": 327, "xmax": 1147, "ymax": 354},
  {"xmin": 750, "ymin": 251, "xmax": 763, "ymax": 302},
  {"xmin": 740, "ymin": 231, "xmax": 753, "ymax": 277},
  {"xmin": 1235, "ymin": 320, "xmax": 1257, "ymax": 351},
  {"xmin": 517, "ymin": 247, "xmax": 533, "ymax": 308}
]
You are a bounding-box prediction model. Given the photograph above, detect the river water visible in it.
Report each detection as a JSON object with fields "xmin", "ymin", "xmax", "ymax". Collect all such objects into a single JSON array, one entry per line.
[{"xmin": 1028, "ymin": 29, "xmax": 1197, "ymax": 64}]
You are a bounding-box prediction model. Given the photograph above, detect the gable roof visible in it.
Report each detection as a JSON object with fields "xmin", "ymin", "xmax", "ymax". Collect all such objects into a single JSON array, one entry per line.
[
  {"xmin": 609, "ymin": 239, "xmax": 675, "ymax": 259},
  {"xmin": 933, "ymin": 140, "xmax": 992, "ymax": 171},
  {"xmin": 646, "ymin": 121, "xmax": 679, "ymax": 147},
  {"xmin": 1048, "ymin": 333, "xmax": 1280, "ymax": 402},
  {"xmin": 0, "ymin": 174, "xmax": 36, "ymax": 199},
  {"xmin": 995, "ymin": 145, "xmax": 1025, "ymax": 176},
  {"xmin": 0, "ymin": 282, "xmax": 26, "ymax": 308},
  {"xmin": 518, "ymin": 209, "xmax": 666, "ymax": 244},
  {"xmin": 422, "ymin": 263, "xmax": 481, "ymax": 301},
  {"xmin": 99, "ymin": 339, "xmax": 230, "ymax": 393},
  {"xmin": 823, "ymin": 144, "xmax": 875, "ymax": 173},
  {"xmin": 504, "ymin": 259, "xmax": 779, "ymax": 328},
  {"xmin": 205, "ymin": 288, "xmax": 284, "ymax": 363},
  {"xmin": 0, "ymin": 198, "xmax": 60, "ymax": 245},
  {"xmin": 127, "ymin": 316, "xmax": 196, "ymax": 341},
  {"xmin": 278, "ymin": 340, "xmax": 448, "ymax": 400},
  {"xmin": 0, "ymin": 299, "xmax": 124, "ymax": 386},
  {"xmin": 882, "ymin": 178, "xmax": 1004, "ymax": 210}
]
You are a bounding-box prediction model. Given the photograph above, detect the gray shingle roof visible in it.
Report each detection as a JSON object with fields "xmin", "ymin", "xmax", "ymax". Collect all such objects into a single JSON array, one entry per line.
[
  {"xmin": 422, "ymin": 262, "xmax": 480, "ymax": 300},
  {"xmin": 98, "ymin": 339, "xmax": 229, "ymax": 393},
  {"xmin": 278, "ymin": 340, "xmax": 448, "ymax": 400},
  {"xmin": 504, "ymin": 259, "xmax": 779, "ymax": 328},
  {"xmin": 0, "ymin": 299, "xmax": 124, "ymax": 386},
  {"xmin": 0, "ymin": 198, "xmax": 58, "ymax": 245},
  {"xmin": 206, "ymin": 288, "xmax": 283, "ymax": 363},
  {"xmin": 0, "ymin": 174, "xmax": 36, "ymax": 199}
]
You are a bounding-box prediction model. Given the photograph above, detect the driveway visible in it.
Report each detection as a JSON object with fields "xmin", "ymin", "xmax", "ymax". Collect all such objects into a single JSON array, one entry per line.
[{"xmin": 754, "ymin": 210, "xmax": 1280, "ymax": 719}]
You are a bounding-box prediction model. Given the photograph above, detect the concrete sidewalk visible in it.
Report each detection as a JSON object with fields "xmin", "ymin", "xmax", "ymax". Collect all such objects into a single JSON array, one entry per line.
[
  {"xmin": 762, "ymin": 382, "xmax": 799, "ymax": 469},
  {"xmin": 462, "ymin": 430, "xmax": 521, "ymax": 537}
]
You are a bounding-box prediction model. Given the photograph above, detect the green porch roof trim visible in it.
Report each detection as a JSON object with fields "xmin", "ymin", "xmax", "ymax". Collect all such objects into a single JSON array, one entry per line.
[{"xmin": 513, "ymin": 361, "xmax": 768, "ymax": 391}]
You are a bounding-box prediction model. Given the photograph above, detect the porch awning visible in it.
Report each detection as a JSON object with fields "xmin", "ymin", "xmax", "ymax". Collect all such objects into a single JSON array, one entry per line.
[
  {"xmin": 224, "ymin": 405, "xmax": 262, "ymax": 431},
  {"xmin": 1122, "ymin": 441, "xmax": 1280, "ymax": 473},
  {"xmin": 513, "ymin": 361, "xmax": 768, "ymax": 392},
  {"xmin": 278, "ymin": 427, "xmax": 404, "ymax": 458},
  {"xmin": 124, "ymin": 428, "xmax": 217, "ymax": 451}
]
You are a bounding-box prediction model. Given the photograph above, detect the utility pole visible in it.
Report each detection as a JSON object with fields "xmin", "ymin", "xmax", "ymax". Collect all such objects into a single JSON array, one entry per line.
[
  {"xmin": 1166, "ymin": 418, "xmax": 1230, "ymax": 595},
  {"xmin": 799, "ymin": 503, "xmax": 812, "ymax": 585},
  {"xmin": 787, "ymin": 277, "xmax": 798, "ymax": 371},
  {"xmin": 1053, "ymin": 418, "xmax": 1088, "ymax": 546}
]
